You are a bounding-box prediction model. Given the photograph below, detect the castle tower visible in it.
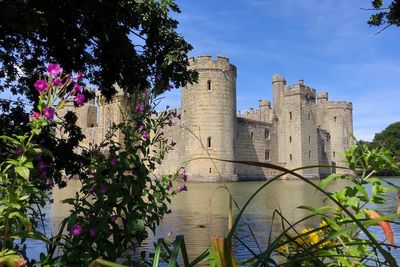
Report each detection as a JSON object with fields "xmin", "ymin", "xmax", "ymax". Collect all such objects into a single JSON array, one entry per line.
[
  {"xmin": 97, "ymin": 86, "xmax": 127, "ymax": 144},
  {"xmin": 181, "ymin": 55, "xmax": 237, "ymax": 181},
  {"xmin": 326, "ymin": 101, "xmax": 353, "ymax": 174},
  {"xmin": 275, "ymin": 78, "xmax": 320, "ymax": 178}
]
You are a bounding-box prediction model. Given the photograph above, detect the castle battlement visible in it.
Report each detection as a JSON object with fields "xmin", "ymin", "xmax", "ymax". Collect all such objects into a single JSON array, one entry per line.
[
  {"xmin": 188, "ymin": 55, "xmax": 236, "ymax": 75},
  {"xmin": 285, "ymin": 83, "xmax": 317, "ymax": 99},
  {"xmin": 326, "ymin": 101, "xmax": 353, "ymax": 110}
]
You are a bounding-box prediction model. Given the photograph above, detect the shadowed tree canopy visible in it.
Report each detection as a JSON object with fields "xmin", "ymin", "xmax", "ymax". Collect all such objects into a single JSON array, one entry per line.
[
  {"xmin": 0, "ymin": 0, "xmax": 197, "ymax": 101},
  {"xmin": 368, "ymin": 0, "xmax": 400, "ymax": 31}
]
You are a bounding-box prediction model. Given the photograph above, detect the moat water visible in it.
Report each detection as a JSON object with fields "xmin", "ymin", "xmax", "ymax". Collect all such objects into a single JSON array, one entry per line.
[{"xmin": 26, "ymin": 178, "xmax": 400, "ymax": 264}]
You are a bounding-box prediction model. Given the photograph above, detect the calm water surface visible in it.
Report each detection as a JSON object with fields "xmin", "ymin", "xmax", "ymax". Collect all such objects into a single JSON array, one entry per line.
[{"xmin": 27, "ymin": 177, "xmax": 400, "ymax": 264}]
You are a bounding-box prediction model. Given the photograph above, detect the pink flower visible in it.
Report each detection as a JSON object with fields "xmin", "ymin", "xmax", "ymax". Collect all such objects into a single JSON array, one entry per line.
[
  {"xmin": 183, "ymin": 171, "xmax": 188, "ymax": 182},
  {"xmin": 178, "ymin": 185, "xmax": 187, "ymax": 192},
  {"xmin": 69, "ymin": 224, "xmax": 82, "ymax": 236},
  {"xmin": 89, "ymin": 227, "xmax": 97, "ymax": 237},
  {"xmin": 47, "ymin": 63, "xmax": 61, "ymax": 76},
  {"xmin": 135, "ymin": 103, "xmax": 144, "ymax": 112},
  {"xmin": 43, "ymin": 107, "xmax": 55, "ymax": 120},
  {"xmin": 30, "ymin": 112, "xmax": 41, "ymax": 120},
  {"xmin": 53, "ymin": 78, "xmax": 62, "ymax": 86},
  {"xmin": 99, "ymin": 185, "xmax": 108, "ymax": 194},
  {"xmin": 72, "ymin": 83, "xmax": 83, "ymax": 94},
  {"xmin": 139, "ymin": 124, "xmax": 145, "ymax": 131},
  {"xmin": 110, "ymin": 215, "xmax": 118, "ymax": 223},
  {"xmin": 110, "ymin": 158, "xmax": 117, "ymax": 166},
  {"xmin": 34, "ymin": 80, "xmax": 48, "ymax": 94},
  {"xmin": 164, "ymin": 84, "xmax": 173, "ymax": 91},
  {"xmin": 75, "ymin": 72, "xmax": 84, "ymax": 80},
  {"xmin": 75, "ymin": 93, "xmax": 85, "ymax": 106},
  {"xmin": 143, "ymin": 131, "xmax": 149, "ymax": 139}
]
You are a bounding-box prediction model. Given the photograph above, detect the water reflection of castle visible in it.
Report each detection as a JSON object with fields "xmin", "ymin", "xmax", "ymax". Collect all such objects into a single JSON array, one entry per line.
[{"xmin": 69, "ymin": 55, "xmax": 353, "ymax": 181}]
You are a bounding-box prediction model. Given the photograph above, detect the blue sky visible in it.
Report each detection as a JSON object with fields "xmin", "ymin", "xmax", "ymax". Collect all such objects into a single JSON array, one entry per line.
[{"xmin": 161, "ymin": 0, "xmax": 400, "ymax": 141}]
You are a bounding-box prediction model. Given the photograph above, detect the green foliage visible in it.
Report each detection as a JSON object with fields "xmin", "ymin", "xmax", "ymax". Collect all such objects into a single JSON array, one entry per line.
[
  {"xmin": 371, "ymin": 122, "xmax": 400, "ymax": 162},
  {"xmin": 57, "ymin": 100, "xmax": 183, "ymax": 266},
  {"xmin": 0, "ymin": 0, "xmax": 197, "ymax": 101},
  {"xmin": 150, "ymin": 143, "xmax": 400, "ymax": 266}
]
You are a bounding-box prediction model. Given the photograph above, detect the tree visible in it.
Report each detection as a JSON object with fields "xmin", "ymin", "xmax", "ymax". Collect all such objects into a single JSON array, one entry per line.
[
  {"xmin": 368, "ymin": 0, "xmax": 400, "ymax": 31},
  {"xmin": 0, "ymin": 0, "xmax": 197, "ymax": 185},
  {"xmin": 369, "ymin": 122, "xmax": 400, "ymax": 175},
  {"xmin": 370, "ymin": 122, "xmax": 400, "ymax": 160},
  {"xmin": 0, "ymin": 0, "xmax": 197, "ymax": 101}
]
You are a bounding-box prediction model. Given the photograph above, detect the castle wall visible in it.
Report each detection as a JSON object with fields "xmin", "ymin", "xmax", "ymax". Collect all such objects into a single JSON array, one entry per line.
[
  {"xmin": 235, "ymin": 118, "xmax": 278, "ymax": 179},
  {"xmin": 70, "ymin": 54, "xmax": 354, "ymax": 182},
  {"xmin": 153, "ymin": 112, "xmax": 184, "ymax": 177}
]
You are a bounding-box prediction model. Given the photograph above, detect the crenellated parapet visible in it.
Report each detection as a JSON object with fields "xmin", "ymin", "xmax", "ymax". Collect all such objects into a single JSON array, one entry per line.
[
  {"xmin": 188, "ymin": 55, "xmax": 237, "ymax": 76},
  {"xmin": 326, "ymin": 101, "xmax": 353, "ymax": 110}
]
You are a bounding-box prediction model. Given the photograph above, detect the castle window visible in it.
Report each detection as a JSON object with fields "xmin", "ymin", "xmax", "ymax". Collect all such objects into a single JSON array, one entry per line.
[
  {"xmin": 334, "ymin": 116, "xmax": 337, "ymax": 122},
  {"xmin": 333, "ymin": 151, "xmax": 336, "ymax": 158},
  {"xmin": 289, "ymin": 112, "xmax": 292, "ymax": 120},
  {"xmin": 265, "ymin": 129, "xmax": 270, "ymax": 140},
  {"xmin": 91, "ymin": 123, "xmax": 94, "ymax": 127},
  {"xmin": 290, "ymin": 154, "xmax": 293, "ymax": 161},
  {"xmin": 308, "ymin": 135, "xmax": 311, "ymax": 143},
  {"xmin": 207, "ymin": 137, "xmax": 212, "ymax": 148},
  {"xmin": 309, "ymin": 150, "xmax": 311, "ymax": 158},
  {"xmin": 209, "ymin": 168, "xmax": 212, "ymax": 173},
  {"xmin": 207, "ymin": 80, "xmax": 212, "ymax": 91},
  {"xmin": 265, "ymin": 150, "xmax": 270, "ymax": 161},
  {"xmin": 251, "ymin": 132, "xmax": 254, "ymax": 140},
  {"xmin": 289, "ymin": 136, "xmax": 292, "ymax": 143}
]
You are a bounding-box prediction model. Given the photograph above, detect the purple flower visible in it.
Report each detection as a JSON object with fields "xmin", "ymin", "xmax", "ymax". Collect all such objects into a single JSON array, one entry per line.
[
  {"xmin": 110, "ymin": 158, "xmax": 117, "ymax": 166},
  {"xmin": 178, "ymin": 185, "xmax": 187, "ymax": 192},
  {"xmin": 72, "ymin": 83, "xmax": 83, "ymax": 94},
  {"xmin": 166, "ymin": 184, "xmax": 170, "ymax": 191},
  {"xmin": 15, "ymin": 148, "xmax": 24, "ymax": 156},
  {"xmin": 75, "ymin": 93, "xmax": 85, "ymax": 106},
  {"xmin": 99, "ymin": 185, "xmax": 108, "ymax": 194},
  {"xmin": 135, "ymin": 103, "xmax": 144, "ymax": 112},
  {"xmin": 183, "ymin": 171, "xmax": 188, "ymax": 183},
  {"xmin": 155, "ymin": 73, "xmax": 162, "ymax": 81},
  {"xmin": 74, "ymin": 72, "xmax": 84, "ymax": 80},
  {"xmin": 110, "ymin": 215, "xmax": 118, "ymax": 223},
  {"xmin": 89, "ymin": 227, "xmax": 97, "ymax": 237},
  {"xmin": 43, "ymin": 107, "xmax": 55, "ymax": 120},
  {"xmin": 164, "ymin": 84, "xmax": 173, "ymax": 91},
  {"xmin": 53, "ymin": 78, "xmax": 62, "ymax": 86},
  {"xmin": 143, "ymin": 131, "xmax": 149, "ymax": 139},
  {"xmin": 69, "ymin": 224, "xmax": 82, "ymax": 236},
  {"xmin": 47, "ymin": 64, "xmax": 61, "ymax": 76},
  {"xmin": 34, "ymin": 80, "xmax": 48, "ymax": 94},
  {"xmin": 38, "ymin": 161, "xmax": 47, "ymax": 171},
  {"xmin": 30, "ymin": 112, "xmax": 41, "ymax": 120}
]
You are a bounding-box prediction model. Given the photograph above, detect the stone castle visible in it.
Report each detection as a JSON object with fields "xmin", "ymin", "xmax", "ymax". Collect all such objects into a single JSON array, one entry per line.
[{"xmin": 65, "ymin": 55, "xmax": 353, "ymax": 181}]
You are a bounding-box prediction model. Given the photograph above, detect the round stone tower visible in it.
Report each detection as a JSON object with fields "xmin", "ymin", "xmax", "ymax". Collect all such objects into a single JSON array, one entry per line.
[{"xmin": 181, "ymin": 55, "xmax": 237, "ymax": 181}]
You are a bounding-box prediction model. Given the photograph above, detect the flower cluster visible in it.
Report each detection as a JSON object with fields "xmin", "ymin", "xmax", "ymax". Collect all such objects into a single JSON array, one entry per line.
[
  {"xmin": 30, "ymin": 63, "xmax": 86, "ymax": 121},
  {"xmin": 278, "ymin": 221, "xmax": 332, "ymax": 254}
]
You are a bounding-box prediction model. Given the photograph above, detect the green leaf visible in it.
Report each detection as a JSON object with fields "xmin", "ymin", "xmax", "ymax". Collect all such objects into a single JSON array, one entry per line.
[
  {"xmin": 15, "ymin": 166, "xmax": 30, "ymax": 180},
  {"xmin": 319, "ymin": 173, "xmax": 342, "ymax": 189}
]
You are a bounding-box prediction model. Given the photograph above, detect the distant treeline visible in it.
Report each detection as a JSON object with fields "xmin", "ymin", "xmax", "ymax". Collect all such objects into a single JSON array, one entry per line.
[{"xmin": 360, "ymin": 121, "xmax": 400, "ymax": 176}]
